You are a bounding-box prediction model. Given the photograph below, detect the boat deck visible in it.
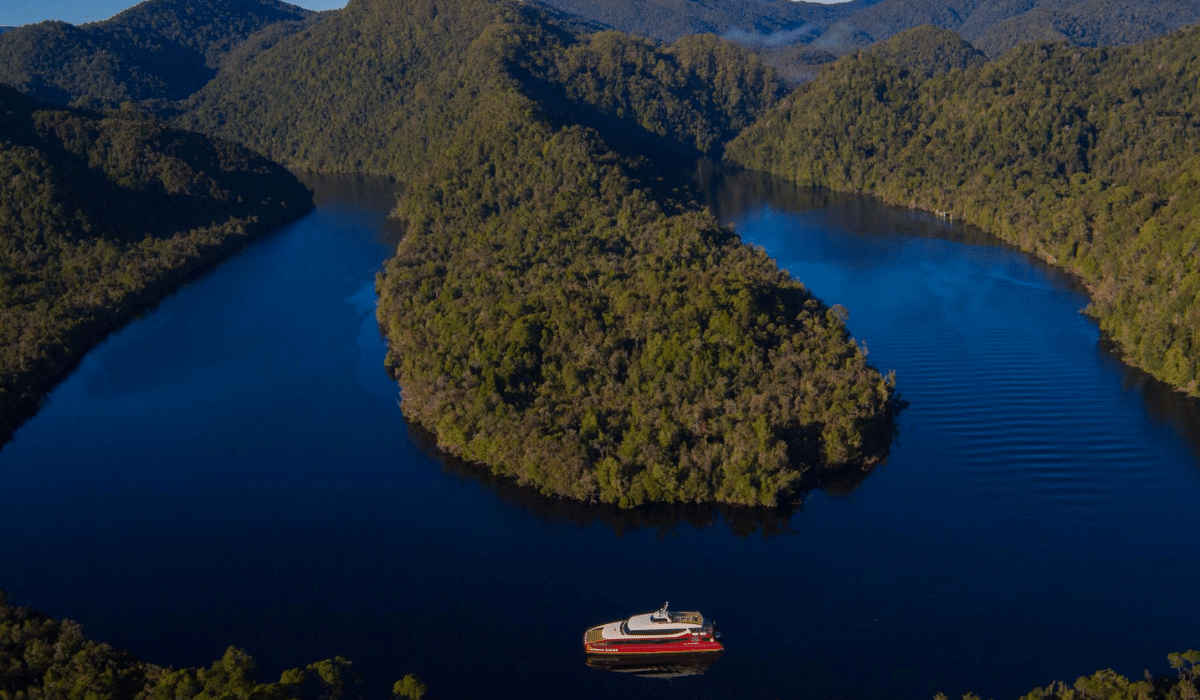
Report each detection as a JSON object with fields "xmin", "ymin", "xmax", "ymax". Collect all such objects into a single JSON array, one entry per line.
[{"xmin": 584, "ymin": 626, "xmax": 606, "ymax": 644}]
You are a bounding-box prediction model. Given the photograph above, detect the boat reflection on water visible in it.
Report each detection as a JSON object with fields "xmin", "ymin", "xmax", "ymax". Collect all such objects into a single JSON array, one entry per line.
[{"xmin": 585, "ymin": 651, "xmax": 723, "ymax": 678}]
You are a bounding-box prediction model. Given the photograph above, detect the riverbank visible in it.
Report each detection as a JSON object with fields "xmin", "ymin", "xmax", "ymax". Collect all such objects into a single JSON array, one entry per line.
[
  {"xmin": 0, "ymin": 87, "xmax": 312, "ymax": 443},
  {"xmin": 725, "ymin": 25, "xmax": 1200, "ymax": 398}
]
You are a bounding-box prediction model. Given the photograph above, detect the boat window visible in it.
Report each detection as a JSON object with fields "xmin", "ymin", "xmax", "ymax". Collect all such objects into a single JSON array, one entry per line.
[{"xmin": 622, "ymin": 626, "xmax": 689, "ymax": 636}]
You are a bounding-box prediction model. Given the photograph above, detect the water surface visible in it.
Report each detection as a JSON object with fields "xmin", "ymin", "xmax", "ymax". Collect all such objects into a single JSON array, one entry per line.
[{"xmin": 2, "ymin": 172, "xmax": 1199, "ymax": 700}]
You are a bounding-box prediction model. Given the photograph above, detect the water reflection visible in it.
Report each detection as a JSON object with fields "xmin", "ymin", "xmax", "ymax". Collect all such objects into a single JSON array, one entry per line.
[
  {"xmin": 295, "ymin": 172, "xmax": 406, "ymax": 249},
  {"xmin": 1101, "ymin": 336, "xmax": 1200, "ymax": 468},
  {"xmin": 585, "ymin": 652, "xmax": 723, "ymax": 678},
  {"xmin": 403, "ymin": 420, "xmax": 810, "ymax": 539},
  {"xmin": 694, "ymin": 163, "xmax": 1200, "ymax": 472},
  {"xmin": 694, "ymin": 160, "xmax": 1020, "ymax": 249}
]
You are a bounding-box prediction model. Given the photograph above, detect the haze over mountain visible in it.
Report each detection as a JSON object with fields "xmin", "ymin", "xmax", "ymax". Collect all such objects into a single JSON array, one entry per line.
[
  {"xmin": 0, "ymin": 0, "xmax": 313, "ymax": 111},
  {"xmin": 528, "ymin": 0, "xmax": 880, "ymax": 45},
  {"xmin": 531, "ymin": 0, "xmax": 1200, "ymax": 63}
]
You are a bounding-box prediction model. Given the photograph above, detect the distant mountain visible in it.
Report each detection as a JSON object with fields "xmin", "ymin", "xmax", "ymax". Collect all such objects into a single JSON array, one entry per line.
[
  {"xmin": 528, "ymin": 0, "xmax": 881, "ymax": 44},
  {"xmin": 831, "ymin": 0, "xmax": 1200, "ymax": 56},
  {"xmin": 0, "ymin": 84, "xmax": 311, "ymax": 442},
  {"xmin": 0, "ymin": 0, "xmax": 313, "ymax": 111},
  {"xmin": 532, "ymin": 0, "xmax": 1200, "ymax": 62}
]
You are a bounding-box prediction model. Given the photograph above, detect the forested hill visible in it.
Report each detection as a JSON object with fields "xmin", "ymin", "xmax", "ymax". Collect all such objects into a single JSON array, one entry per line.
[
  {"xmin": 861, "ymin": 24, "xmax": 985, "ymax": 77},
  {"xmin": 0, "ymin": 85, "xmax": 311, "ymax": 443},
  {"xmin": 727, "ymin": 24, "xmax": 1200, "ymax": 396},
  {"xmin": 180, "ymin": 0, "xmax": 785, "ymax": 174},
  {"xmin": 0, "ymin": 0, "xmax": 313, "ymax": 111}
]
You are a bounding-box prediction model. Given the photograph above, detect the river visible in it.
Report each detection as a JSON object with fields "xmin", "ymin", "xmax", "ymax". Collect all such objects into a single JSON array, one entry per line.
[{"xmin": 1, "ymin": 171, "xmax": 1198, "ymax": 700}]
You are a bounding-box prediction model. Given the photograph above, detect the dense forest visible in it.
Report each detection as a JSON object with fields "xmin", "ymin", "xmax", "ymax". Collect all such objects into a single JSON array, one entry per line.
[
  {"xmin": 0, "ymin": 592, "xmax": 428, "ymax": 700},
  {"xmin": 727, "ymin": 23, "xmax": 1200, "ymax": 396},
  {"xmin": 0, "ymin": 0, "xmax": 313, "ymax": 112},
  {"xmin": 0, "ymin": 84, "xmax": 311, "ymax": 442},
  {"xmin": 179, "ymin": 0, "xmax": 784, "ymax": 173}
]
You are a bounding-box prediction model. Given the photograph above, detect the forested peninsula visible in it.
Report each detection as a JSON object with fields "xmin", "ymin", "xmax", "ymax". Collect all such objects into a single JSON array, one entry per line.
[
  {"xmin": 0, "ymin": 85, "xmax": 311, "ymax": 442},
  {"xmin": 727, "ymin": 24, "xmax": 1200, "ymax": 396},
  {"xmin": 177, "ymin": 0, "xmax": 899, "ymax": 506}
]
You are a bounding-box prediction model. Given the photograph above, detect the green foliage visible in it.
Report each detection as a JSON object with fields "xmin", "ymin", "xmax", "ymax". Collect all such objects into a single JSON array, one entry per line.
[
  {"xmin": 727, "ymin": 24, "xmax": 1200, "ymax": 397},
  {"xmin": 0, "ymin": 85, "xmax": 312, "ymax": 442},
  {"xmin": 531, "ymin": 31, "xmax": 785, "ymax": 156},
  {"xmin": 1008, "ymin": 654, "xmax": 1200, "ymax": 700},
  {"xmin": 863, "ymin": 24, "xmax": 986, "ymax": 77},
  {"xmin": 0, "ymin": 595, "xmax": 390, "ymax": 700},
  {"xmin": 180, "ymin": 0, "xmax": 517, "ymax": 177},
  {"xmin": 392, "ymin": 675, "xmax": 426, "ymax": 700},
  {"xmin": 0, "ymin": 0, "xmax": 313, "ymax": 112}
]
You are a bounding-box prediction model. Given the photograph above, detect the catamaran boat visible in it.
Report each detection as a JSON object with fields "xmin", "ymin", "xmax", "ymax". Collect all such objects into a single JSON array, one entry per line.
[{"xmin": 583, "ymin": 602, "xmax": 723, "ymax": 657}]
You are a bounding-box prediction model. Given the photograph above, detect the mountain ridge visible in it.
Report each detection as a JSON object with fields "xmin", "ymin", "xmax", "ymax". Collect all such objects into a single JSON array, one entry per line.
[
  {"xmin": 0, "ymin": 0, "xmax": 313, "ymax": 111},
  {"xmin": 530, "ymin": 0, "xmax": 1200, "ymax": 65}
]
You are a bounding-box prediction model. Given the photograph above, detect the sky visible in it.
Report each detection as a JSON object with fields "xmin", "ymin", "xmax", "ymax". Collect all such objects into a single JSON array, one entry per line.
[
  {"xmin": 0, "ymin": 0, "xmax": 349, "ymax": 27},
  {"xmin": 0, "ymin": 0, "xmax": 849, "ymax": 27},
  {"xmin": 1, "ymin": 0, "xmax": 848, "ymax": 28}
]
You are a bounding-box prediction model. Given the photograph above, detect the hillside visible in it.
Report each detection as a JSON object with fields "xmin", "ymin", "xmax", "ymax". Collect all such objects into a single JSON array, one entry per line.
[
  {"xmin": 0, "ymin": 0, "xmax": 313, "ymax": 111},
  {"xmin": 727, "ymin": 25, "xmax": 1200, "ymax": 396},
  {"xmin": 0, "ymin": 85, "xmax": 311, "ymax": 442},
  {"xmin": 180, "ymin": 0, "xmax": 898, "ymax": 506},
  {"xmin": 181, "ymin": 0, "xmax": 786, "ymax": 173}
]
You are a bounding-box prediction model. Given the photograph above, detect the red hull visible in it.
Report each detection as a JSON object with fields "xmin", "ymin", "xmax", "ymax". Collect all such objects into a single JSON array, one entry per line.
[{"xmin": 585, "ymin": 639, "xmax": 724, "ymax": 655}]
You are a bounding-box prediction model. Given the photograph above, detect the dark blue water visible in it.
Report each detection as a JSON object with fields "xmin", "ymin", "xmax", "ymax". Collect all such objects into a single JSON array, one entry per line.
[{"xmin": 2, "ymin": 172, "xmax": 1199, "ymax": 700}]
